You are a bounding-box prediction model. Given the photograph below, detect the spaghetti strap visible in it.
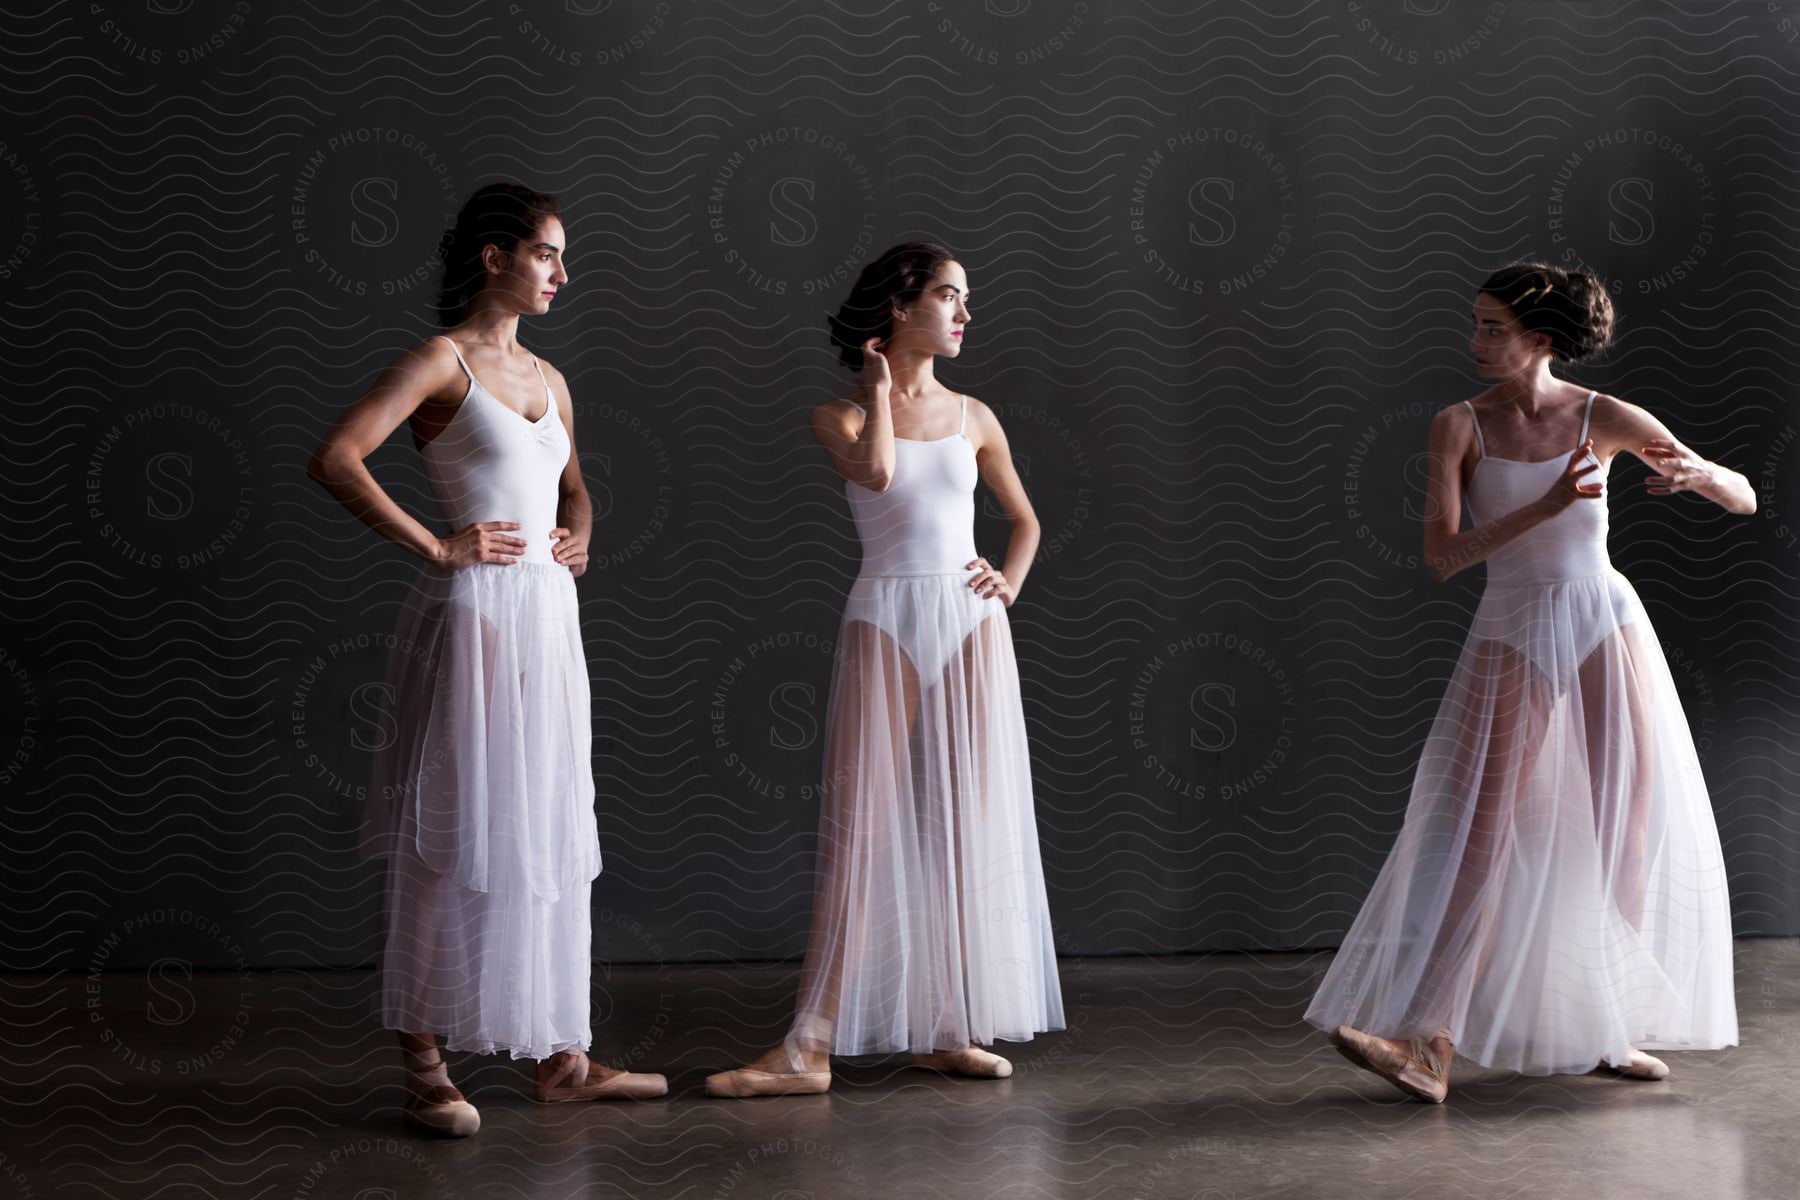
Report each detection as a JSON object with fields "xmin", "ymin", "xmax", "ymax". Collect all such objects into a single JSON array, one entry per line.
[
  {"xmin": 1463, "ymin": 400, "xmax": 1486, "ymax": 458},
  {"xmin": 529, "ymin": 355, "xmax": 554, "ymax": 414},
  {"xmin": 958, "ymin": 394, "xmax": 968, "ymax": 436},
  {"xmin": 437, "ymin": 334, "xmax": 474, "ymax": 381},
  {"xmin": 1577, "ymin": 390, "xmax": 1597, "ymax": 445}
]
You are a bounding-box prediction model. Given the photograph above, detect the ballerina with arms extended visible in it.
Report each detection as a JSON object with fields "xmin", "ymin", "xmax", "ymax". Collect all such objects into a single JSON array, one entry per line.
[{"xmin": 1306, "ymin": 260, "xmax": 1747, "ymax": 1101}]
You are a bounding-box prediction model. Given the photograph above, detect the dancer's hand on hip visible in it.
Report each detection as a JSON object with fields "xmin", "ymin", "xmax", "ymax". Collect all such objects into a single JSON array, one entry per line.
[
  {"xmin": 549, "ymin": 527, "xmax": 589, "ymax": 578},
  {"xmin": 434, "ymin": 520, "xmax": 525, "ymax": 570}
]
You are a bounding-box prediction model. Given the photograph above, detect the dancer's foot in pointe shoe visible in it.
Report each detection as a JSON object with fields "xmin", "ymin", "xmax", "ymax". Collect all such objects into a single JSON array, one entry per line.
[
  {"xmin": 533, "ymin": 1049, "xmax": 668, "ymax": 1103},
  {"xmin": 1329, "ymin": 1026, "xmax": 1452, "ymax": 1103},
  {"xmin": 908, "ymin": 1045, "xmax": 1013, "ymax": 1079},
  {"xmin": 704, "ymin": 1042, "xmax": 832, "ymax": 1098},
  {"xmin": 1603, "ymin": 1049, "xmax": 1670, "ymax": 1081},
  {"xmin": 401, "ymin": 1046, "xmax": 481, "ymax": 1138}
]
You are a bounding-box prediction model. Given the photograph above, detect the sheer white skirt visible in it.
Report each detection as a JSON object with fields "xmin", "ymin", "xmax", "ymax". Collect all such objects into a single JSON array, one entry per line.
[
  {"xmin": 789, "ymin": 572, "xmax": 1065, "ymax": 1056},
  {"xmin": 1306, "ymin": 569, "xmax": 1738, "ymax": 1075},
  {"xmin": 363, "ymin": 561, "xmax": 600, "ymax": 1059}
]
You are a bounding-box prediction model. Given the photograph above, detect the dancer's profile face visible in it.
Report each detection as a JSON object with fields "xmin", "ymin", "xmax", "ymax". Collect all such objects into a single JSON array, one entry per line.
[
  {"xmin": 1469, "ymin": 290, "xmax": 1546, "ymax": 378},
  {"xmin": 483, "ymin": 216, "xmax": 568, "ymax": 318},
  {"xmin": 887, "ymin": 261, "xmax": 970, "ymax": 360}
]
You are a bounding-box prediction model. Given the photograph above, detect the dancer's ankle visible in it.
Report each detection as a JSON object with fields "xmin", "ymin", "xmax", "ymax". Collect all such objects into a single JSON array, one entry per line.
[
  {"xmin": 401, "ymin": 1047, "xmax": 460, "ymax": 1102},
  {"xmin": 792, "ymin": 1047, "xmax": 829, "ymax": 1073}
]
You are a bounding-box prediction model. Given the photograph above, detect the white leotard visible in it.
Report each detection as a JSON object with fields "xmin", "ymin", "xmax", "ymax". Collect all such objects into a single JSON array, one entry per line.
[
  {"xmin": 838, "ymin": 394, "xmax": 996, "ymax": 679},
  {"xmin": 844, "ymin": 394, "xmax": 978, "ymax": 577},
  {"xmin": 1462, "ymin": 391, "xmax": 1635, "ymax": 679},
  {"xmin": 1464, "ymin": 391, "xmax": 1607, "ymax": 586},
  {"xmin": 424, "ymin": 335, "xmax": 568, "ymax": 566}
]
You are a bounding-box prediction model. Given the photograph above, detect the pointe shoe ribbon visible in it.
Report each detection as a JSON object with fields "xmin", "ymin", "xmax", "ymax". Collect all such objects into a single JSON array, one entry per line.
[
  {"xmin": 534, "ymin": 1050, "xmax": 669, "ymax": 1103},
  {"xmin": 1330, "ymin": 1025, "xmax": 1450, "ymax": 1104},
  {"xmin": 402, "ymin": 1049, "xmax": 481, "ymax": 1137}
]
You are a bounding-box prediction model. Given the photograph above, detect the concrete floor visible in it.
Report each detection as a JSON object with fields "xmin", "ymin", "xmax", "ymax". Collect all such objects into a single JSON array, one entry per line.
[{"xmin": 10, "ymin": 939, "xmax": 1797, "ymax": 1199}]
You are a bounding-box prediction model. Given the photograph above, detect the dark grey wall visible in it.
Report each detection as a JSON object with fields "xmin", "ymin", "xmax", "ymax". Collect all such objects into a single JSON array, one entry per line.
[{"xmin": 3, "ymin": 1, "xmax": 1795, "ymax": 971}]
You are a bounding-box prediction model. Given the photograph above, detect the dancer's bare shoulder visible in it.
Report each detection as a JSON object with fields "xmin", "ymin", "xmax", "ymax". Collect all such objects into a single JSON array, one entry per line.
[
  {"xmin": 1429, "ymin": 399, "xmax": 1481, "ymax": 463},
  {"xmin": 961, "ymin": 394, "xmax": 1003, "ymax": 453},
  {"xmin": 401, "ymin": 334, "xmax": 470, "ymax": 403},
  {"xmin": 1586, "ymin": 391, "xmax": 1690, "ymax": 464},
  {"xmin": 811, "ymin": 394, "xmax": 867, "ymax": 444}
]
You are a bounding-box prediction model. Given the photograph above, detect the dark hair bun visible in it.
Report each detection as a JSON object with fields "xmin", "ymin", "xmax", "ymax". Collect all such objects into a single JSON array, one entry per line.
[
  {"xmin": 1479, "ymin": 260, "xmax": 1615, "ymax": 361},
  {"xmin": 434, "ymin": 182, "xmax": 561, "ymax": 329},
  {"xmin": 829, "ymin": 241, "xmax": 959, "ymax": 372}
]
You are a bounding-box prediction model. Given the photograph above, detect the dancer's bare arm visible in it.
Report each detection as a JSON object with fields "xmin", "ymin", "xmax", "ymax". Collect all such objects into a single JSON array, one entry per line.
[
  {"xmin": 307, "ymin": 338, "xmax": 526, "ymax": 569},
  {"xmin": 538, "ymin": 358, "xmax": 593, "ymax": 577},
  {"xmin": 967, "ymin": 397, "xmax": 1040, "ymax": 603},
  {"xmin": 811, "ymin": 338, "xmax": 897, "ymax": 491},
  {"xmin": 1593, "ymin": 394, "xmax": 1756, "ymax": 515}
]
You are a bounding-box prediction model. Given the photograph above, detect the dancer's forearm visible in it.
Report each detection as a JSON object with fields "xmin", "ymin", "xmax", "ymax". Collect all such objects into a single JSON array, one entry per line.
[
  {"xmin": 1424, "ymin": 498, "xmax": 1560, "ymax": 583},
  {"xmin": 308, "ymin": 451, "xmax": 447, "ymax": 564},
  {"xmin": 1001, "ymin": 516, "xmax": 1041, "ymax": 596},
  {"xmin": 556, "ymin": 484, "xmax": 593, "ymax": 543}
]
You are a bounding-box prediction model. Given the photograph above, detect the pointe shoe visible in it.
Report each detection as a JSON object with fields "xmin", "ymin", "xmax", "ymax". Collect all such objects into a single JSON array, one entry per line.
[
  {"xmin": 704, "ymin": 1066, "xmax": 833, "ymax": 1098},
  {"xmin": 705, "ymin": 1040, "xmax": 831, "ymax": 1099},
  {"xmin": 533, "ymin": 1050, "xmax": 668, "ymax": 1103},
  {"xmin": 1605, "ymin": 1049, "xmax": 1670, "ymax": 1081},
  {"xmin": 401, "ymin": 1048, "xmax": 480, "ymax": 1138},
  {"xmin": 1330, "ymin": 1026, "xmax": 1450, "ymax": 1104},
  {"xmin": 909, "ymin": 1046, "xmax": 1013, "ymax": 1079}
]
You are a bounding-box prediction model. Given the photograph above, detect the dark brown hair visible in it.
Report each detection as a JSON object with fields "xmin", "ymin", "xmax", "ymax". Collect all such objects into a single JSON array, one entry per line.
[
  {"xmin": 434, "ymin": 182, "xmax": 562, "ymax": 328},
  {"xmin": 827, "ymin": 241, "xmax": 959, "ymax": 372},
  {"xmin": 1479, "ymin": 260, "xmax": 1615, "ymax": 362}
]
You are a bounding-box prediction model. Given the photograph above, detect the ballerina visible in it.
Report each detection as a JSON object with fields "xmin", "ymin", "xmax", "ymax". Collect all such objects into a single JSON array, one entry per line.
[
  {"xmin": 705, "ymin": 241, "xmax": 1065, "ymax": 1097},
  {"xmin": 307, "ymin": 182, "xmax": 667, "ymax": 1136},
  {"xmin": 1306, "ymin": 259, "xmax": 1747, "ymax": 1102}
]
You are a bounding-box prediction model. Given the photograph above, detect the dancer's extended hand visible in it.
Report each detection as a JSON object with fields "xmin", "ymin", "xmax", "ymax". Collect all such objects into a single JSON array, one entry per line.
[
  {"xmin": 549, "ymin": 527, "xmax": 589, "ymax": 578},
  {"xmin": 1641, "ymin": 439, "xmax": 1714, "ymax": 497},
  {"xmin": 966, "ymin": 558, "xmax": 1016, "ymax": 606},
  {"xmin": 435, "ymin": 520, "xmax": 525, "ymax": 570},
  {"xmin": 1540, "ymin": 439, "xmax": 1604, "ymax": 513}
]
